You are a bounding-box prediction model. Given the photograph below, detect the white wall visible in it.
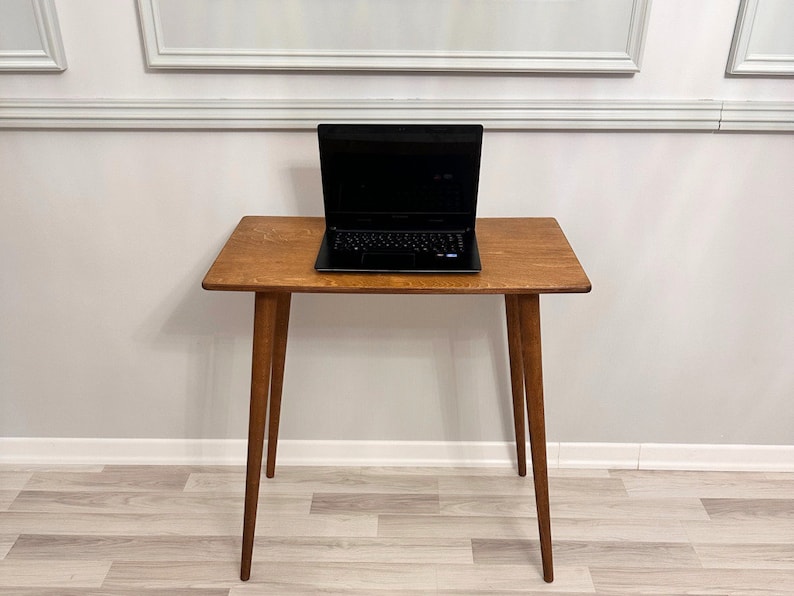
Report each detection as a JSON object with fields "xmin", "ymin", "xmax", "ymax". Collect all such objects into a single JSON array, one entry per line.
[{"xmin": 1, "ymin": 0, "xmax": 792, "ymax": 449}]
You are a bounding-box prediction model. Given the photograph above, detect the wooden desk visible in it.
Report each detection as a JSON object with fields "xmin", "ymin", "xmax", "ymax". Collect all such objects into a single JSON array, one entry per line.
[{"xmin": 203, "ymin": 216, "xmax": 591, "ymax": 583}]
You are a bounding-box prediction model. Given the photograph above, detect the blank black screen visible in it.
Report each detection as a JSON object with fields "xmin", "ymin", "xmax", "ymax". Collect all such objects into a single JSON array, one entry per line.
[{"xmin": 319, "ymin": 125, "xmax": 482, "ymax": 222}]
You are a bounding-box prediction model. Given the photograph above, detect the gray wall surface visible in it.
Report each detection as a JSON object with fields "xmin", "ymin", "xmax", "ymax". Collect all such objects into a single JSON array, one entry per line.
[{"xmin": 1, "ymin": 0, "xmax": 792, "ymax": 448}]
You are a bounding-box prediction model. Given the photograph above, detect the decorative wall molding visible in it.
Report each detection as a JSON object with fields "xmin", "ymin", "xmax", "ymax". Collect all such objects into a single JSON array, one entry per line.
[
  {"xmin": 138, "ymin": 0, "xmax": 651, "ymax": 73},
  {"xmin": 0, "ymin": 98, "xmax": 732, "ymax": 131},
  {"xmin": 0, "ymin": 0, "xmax": 67, "ymax": 72},
  {"xmin": 2, "ymin": 438, "xmax": 793, "ymax": 472},
  {"xmin": 3, "ymin": 98, "xmax": 793, "ymax": 132},
  {"xmin": 727, "ymin": 0, "xmax": 794, "ymax": 75},
  {"xmin": 720, "ymin": 101, "xmax": 794, "ymax": 131}
]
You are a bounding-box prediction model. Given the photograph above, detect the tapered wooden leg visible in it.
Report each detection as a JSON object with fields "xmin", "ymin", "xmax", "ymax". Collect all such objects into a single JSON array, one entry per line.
[
  {"xmin": 517, "ymin": 293, "xmax": 554, "ymax": 583},
  {"xmin": 504, "ymin": 294, "xmax": 527, "ymax": 477},
  {"xmin": 266, "ymin": 293, "xmax": 291, "ymax": 479},
  {"xmin": 241, "ymin": 292, "xmax": 278, "ymax": 582}
]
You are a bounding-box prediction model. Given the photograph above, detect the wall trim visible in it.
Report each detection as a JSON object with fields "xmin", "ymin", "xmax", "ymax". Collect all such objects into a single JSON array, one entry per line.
[
  {"xmin": 1, "ymin": 438, "xmax": 792, "ymax": 471},
  {"xmin": 720, "ymin": 101, "xmax": 794, "ymax": 131},
  {"xmin": 726, "ymin": 0, "xmax": 794, "ymax": 76},
  {"xmin": 138, "ymin": 0, "xmax": 651, "ymax": 73},
  {"xmin": 0, "ymin": 98, "xmax": 728, "ymax": 131},
  {"xmin": 1, "ymin": 98, "xmax": 791, "ymax": 132},
  {"xmin": 0, "ymin": 0, "xmax": 67, "ymax": 72}
]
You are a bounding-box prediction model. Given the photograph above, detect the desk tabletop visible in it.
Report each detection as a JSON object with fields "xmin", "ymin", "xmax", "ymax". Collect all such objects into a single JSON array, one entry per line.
[{"xmin": 202, "ymin": 216, "xmax": 591, "ymax": 295}]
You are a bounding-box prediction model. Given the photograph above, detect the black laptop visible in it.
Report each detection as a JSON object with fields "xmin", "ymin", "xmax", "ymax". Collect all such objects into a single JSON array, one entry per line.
[{"xmin": 314, "ymin": 123, "xmax": 483, "ymax": 273}]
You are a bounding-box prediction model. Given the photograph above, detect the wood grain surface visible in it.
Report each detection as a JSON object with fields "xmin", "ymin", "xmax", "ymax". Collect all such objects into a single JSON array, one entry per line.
[
  {"xmin": 202, "ymin": 217, "xmax": 591, "ymax": 294},
  {"xmin": 2, "ymin": 465, "xmax": 794, "ymax": 594}
]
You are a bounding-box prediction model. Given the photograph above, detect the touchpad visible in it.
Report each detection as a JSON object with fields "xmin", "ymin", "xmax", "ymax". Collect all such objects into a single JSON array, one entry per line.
[{"xmin": 361, "ymin": 252, "xmax": 416, "ymax": 270}]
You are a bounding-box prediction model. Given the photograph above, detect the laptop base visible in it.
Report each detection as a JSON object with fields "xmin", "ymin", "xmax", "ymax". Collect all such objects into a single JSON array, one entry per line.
[{"xmin": 314, "ymin": 232, "xmax": 481, "ymax": 274}]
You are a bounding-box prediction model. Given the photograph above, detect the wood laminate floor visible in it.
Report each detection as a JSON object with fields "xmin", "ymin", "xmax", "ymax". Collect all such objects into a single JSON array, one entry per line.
[{"xmin": 1, "ymin": 465, "xmax": 793, "ymax": 595}]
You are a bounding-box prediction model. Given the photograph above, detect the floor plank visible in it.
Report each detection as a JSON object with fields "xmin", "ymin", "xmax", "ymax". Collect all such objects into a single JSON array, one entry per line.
[
  {"xmin": 378, "ymin": 514, "xmax": 540, "ymax": 539},
  {"xmin": 7, "ymin": 534, "xmax": 473, "ymax": 564},
  {"xmin": 101, "ymin": 465, "xmax": 243, "ymax": 474},
  {"xmin": 103, "ymin": 561, "xmax": 439, "ymax": 591},
  {"xmin": 6, "ymin": 535, "xmax": 242, "ymax": 562},
  {"xmin": 472, "ymin": 539, "xmax": 701, "ymax": 568},
  {"xmin": 436, "ymin": 564, "xmax": 595, "ymax": 593},
  {"xmin": 9, "ymin": 490, "xmax": 311, "ymax": 515},
  {"xmin": 693, "ymin": 543, "xmax": 794, "ymax": 569},
  {"xmin": 311, "ymin": 492, "xmax": 440, "ymax": 514},
  {"xmin": 0, "ymin": 559, "xmax": 111, "ymax": 588},
  {"xmin": 683, "ymin": 519, "xmax": 794, "ymax": 544},
  {"xmin": 437, "ymin": 476, "xmax": 627, "ymax": 497},
  {"xmin": 590, "ymin": 567, "xmax": 794, "ymax": 595},
  {"xmin": 0, "ymin": 510, "xmax": 378, "ymax": 537},
  {"xmin": 440, "ymin": 495, "xmax": 709, "ymax": 520},
  {"xmin": 701, "ymin": 497, "xmax": 794, "ymax": 520},
  {"xmin": 23, "ymin": 470, "xmax": 190, "ymax": 492},
  {"xmin": 0, "ymin": 465, "xmax": 104, "ymax": 473},
  {"xmin": 611, "ymin": 470, "xmax": 794, "ymax": 498},
  {"xmin": 185, "ymin": 471, "xmax": 438, "ymax": 495},
  {"xmin": 0, "ymin": 511, "xmax": 243, "ymax": 536},
  {"xmin": 379, "ymin": 515, "xmax": 690, "ymax": 543}
]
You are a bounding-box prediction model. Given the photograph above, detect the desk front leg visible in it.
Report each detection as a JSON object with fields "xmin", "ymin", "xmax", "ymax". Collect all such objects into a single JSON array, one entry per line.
[
  {"xmin": 517, "ymin": 293, "xmax": 554, "ymax": 583},
  {"xmin": 241, "ymin": 292, "xmax": 279, "ymax": 581},
  {"xmin": 266, "ymin": 293, "xmax": 291, "ymax": 478}
]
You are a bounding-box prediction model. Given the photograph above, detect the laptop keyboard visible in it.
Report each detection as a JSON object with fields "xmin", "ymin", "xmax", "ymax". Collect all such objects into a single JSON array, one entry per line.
[{"xmin": 332, "ymin": 231, "xmax": 465, "ymax": 255}]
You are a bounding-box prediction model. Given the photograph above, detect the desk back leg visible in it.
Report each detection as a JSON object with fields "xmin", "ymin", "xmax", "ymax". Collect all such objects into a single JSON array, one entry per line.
[
  {"xmin": 518, "ymin": 293, "xmax": 554, "ymax": 583},
  {"xmin": 504, "ymin": 295, "xmax": 527, "ymax": 477},
  {"xmin": 241, "ymin": 292, "xmax": 279, "ymax": 581},
  {"xmin": 266, "ymin": 293, "xmax": 292, "ymax": 478}
]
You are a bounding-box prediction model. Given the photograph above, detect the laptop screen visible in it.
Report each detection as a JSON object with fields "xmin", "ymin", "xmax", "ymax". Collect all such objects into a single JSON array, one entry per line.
[{"xmin": 318, "ymin": 124, "xmax": 483, "ymax": 230}]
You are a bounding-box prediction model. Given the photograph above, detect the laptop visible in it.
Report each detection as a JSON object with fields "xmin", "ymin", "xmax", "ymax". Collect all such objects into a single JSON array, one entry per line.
[{"xmin": 314, "ymin": 123, "xmax": 483, "ymax": 273}]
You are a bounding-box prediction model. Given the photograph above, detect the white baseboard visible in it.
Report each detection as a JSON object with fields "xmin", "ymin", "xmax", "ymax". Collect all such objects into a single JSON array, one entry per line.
[
  {"xmin": 1, "ymin": 438, "xmax": 792, "ymax": 472},
  {"xmin": 637, "ymin": 443, "xmax": 794, "ymax": 472}
]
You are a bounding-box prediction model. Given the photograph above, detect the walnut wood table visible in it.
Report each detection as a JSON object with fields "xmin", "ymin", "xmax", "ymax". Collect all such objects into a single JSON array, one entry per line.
[{"xmin": 202, "ymin": 216, "xmax": 591, "ymax": 583}]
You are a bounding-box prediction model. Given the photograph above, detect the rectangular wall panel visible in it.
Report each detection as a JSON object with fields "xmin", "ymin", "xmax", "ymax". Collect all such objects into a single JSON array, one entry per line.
[
  {"xmin": 138, "ymin": 0, "xmax": 651, "ymax": 72},
  {"xmin": 0, "ymin": 0, "xmax": 66, "ymax": 71}
]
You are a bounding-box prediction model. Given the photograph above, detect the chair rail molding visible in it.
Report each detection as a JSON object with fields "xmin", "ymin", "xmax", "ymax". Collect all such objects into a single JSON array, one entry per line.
[
  {"xmin": 138, "ymin": 0, "xmax": 651, "ymax": 73},
  {"xmin": 720, "ymin": 101, "xmax": 794, "ymax": 131},
  {"xmin": 0, "ymin": 98, "xmax": 728, "ymax": 131},
  {"xmin": 2, "ymin": 98, "xmax": 792, "ymax": 132},
  {"xmin": 0, "ymin": 0, "xmax": 67, "ymax": 72},
  {"xmin": 727, "ymin": 0, "xmax": 794, "ymax": 75}
]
